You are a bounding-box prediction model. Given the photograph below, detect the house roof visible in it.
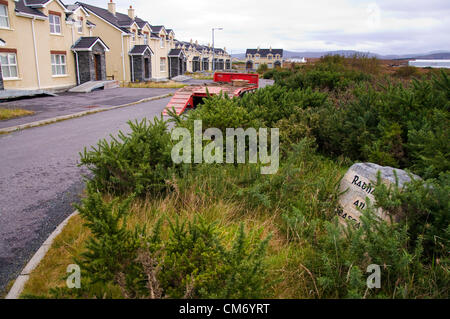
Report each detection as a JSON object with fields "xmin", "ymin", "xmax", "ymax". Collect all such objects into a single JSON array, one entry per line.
[
  {"xmin": 23, "ymin": 0, "xmax": 53, "ymax": 6},
  {"xmin": 76, "ymin": 2, "xmax": 136, "ymax": 34},
  {"xmin": 129, "ymin": 45, "xmax": 154, "ymax": 56},
  {"xmin": 15, "ymin": 0, "xmax": 48, "ymax": 19},
  {"xmin": 151, "ymin": 25, "xmax": 164, "ymax": 33},
  {"xmin": 150, "ymin": 32, "xmax": 160, "ymax": 39},
  {"xmin": 246, "ymin": 48, "xmax": 283, "ymax": 57},
  {"xmin": 72, "ymin": 36, "xmax": 110, "ymax": 51},
  {"xmin": 24, "ymin": 0, "xmax": 71, "ymax": 12},
  {"xmin": 168, "ymin": 49, "xmax": 185, "ymax": 58}
]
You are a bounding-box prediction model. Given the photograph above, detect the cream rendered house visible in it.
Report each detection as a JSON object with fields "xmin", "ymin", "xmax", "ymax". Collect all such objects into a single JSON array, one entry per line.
[
  {"xmin": 245, "ymin": 48, "xmax": 284, "ymax": 71},
  {"xmin": 175, "ymin": 40, "xmax": 231, "ymax": 73},
  {"xmin": 0, "ymin": 0, "xmax": 104, "ymax": 91},
  {"xmin": 76, "ymin": 1, "xmax": 156, "ymax": 82},
  {"xmin": 0, "ymin": 0, "xmax": 233, "ymax": 90}
]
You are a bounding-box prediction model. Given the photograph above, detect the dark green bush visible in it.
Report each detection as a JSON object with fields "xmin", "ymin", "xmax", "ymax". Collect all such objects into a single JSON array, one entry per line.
[
  {"xmin": 80, "ymin": 117, "xmax": 175, "ymax": 196},
  {"xmin": 64, "ymin": 188, "xmax": 271, "ymax": 299}
]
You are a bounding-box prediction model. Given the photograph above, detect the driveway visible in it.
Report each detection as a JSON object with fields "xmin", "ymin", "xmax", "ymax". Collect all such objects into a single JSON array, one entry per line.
[
  {"xmin": 0, "ymin": 88, "xmax": 176, "ymax": 129},
  {"xmin": 0, "ymin": 96, "xmax": 171, "ymax": 293}
]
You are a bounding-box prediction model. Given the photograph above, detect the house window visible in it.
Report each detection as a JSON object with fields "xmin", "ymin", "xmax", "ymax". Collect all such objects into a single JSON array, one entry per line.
[
  {"xmin": 255, "ymin": 54, "xmax": 260, "ymax": 60},
  {"xmin": 268, "ymin": 63, "xmax": 273, "ymax": 68},
  {"xmin": 268, "ymin": 55, "xmax": 273, "ymax": 60},
  {"xmin": 132, "ymin": 29, "xmax": 136, "ymax": 42},
  {"xmin": 144, "ymin": 33, "xmax": 149, "ymax": 45},
  {"xmin": 254, "ymin": 63, "xmax": 259, "ymax": 69},
  {"xmin": 77, "ymin": 18, "xmax": 83, "ymax": 33},
  {"xmin": 0, "ymin": 4, "xmax": 9, "ymax": 28},
  {"xmin": 160, "ymin": 57, "xmax": 166, "ymax": 72},
  {"xmin": 51, "ymin": 54, "xmax": 66, "ymax": 76},
  {"xmin": 160, "ymin": 36, "xmax": 164, "ymax": 48},
  {"xmin": 0, "ymin": 52, "xmax": 18, "ymax": 78},
  {"xmin": 49, "ymin": 14, "xmax": 61, "ymax": 34}
]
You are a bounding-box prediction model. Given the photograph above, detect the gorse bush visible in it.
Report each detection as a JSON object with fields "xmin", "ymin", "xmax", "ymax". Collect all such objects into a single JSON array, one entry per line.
[
  {"xmin": 58, "ymin": 187, "xmax": 271, "ymax": 299},
  {"xmin": 65, "ymin": 55, "xmax": 449, "ymax": 299},
  {"xmin": 80, "ymin": 117, "xmax": 175, "ymax": 196}
]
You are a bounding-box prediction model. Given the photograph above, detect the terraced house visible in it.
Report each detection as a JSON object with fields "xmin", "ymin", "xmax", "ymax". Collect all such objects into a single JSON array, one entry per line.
[
  {"xmin": 246, "ymin": 48, "xmax": 284, "ymax": 71},
  {"xmin": 175, "ymin": 39, "xmax": 231, "ymax": 73},
  {"xmin": 0, "ymin": 0, "xmax": 108, "ymax": 91},
  {"xmin": 0, "ymin": 0, "xmax": 232, "ymax": 91}
]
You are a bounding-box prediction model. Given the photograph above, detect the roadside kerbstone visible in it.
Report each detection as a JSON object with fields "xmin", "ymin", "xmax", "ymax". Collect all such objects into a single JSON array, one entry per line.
[{"xmin": 337, "ymin": 163, "xmax": 421, "ymax": 226}]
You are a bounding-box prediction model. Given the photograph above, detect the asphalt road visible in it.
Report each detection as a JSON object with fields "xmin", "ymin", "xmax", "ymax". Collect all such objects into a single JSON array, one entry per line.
[
  {"xmin": 0, "ymin": 96, "xmax": 172, "ymax": 293},
  {"xmin": 0, "ymin": 88, "xmax": 175, "ymax": 129}
]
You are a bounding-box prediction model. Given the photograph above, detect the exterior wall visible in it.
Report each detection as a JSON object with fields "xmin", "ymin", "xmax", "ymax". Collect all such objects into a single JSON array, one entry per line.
[
  {"xmin": 148, "ymin": 30, "xmax": 175, "ymax": 80},
  {"xmin": 130, "ymin": 52, "xmax": 152, "ymax": 82},
  {"xmin": 0, "ymin": 61, "xmax": 3, "ymax": 90},
  {"xmin": 0, "ymin": 0, "xmax": 232, "ymax": 90},
  {"xmin": 85, "ymin": 13, "xmax": 128, "ymax": 82},
  {"xmin": 0, "ymin": 0, "xmax": 91, "ymax": 90},
  {"xmin": 245, "ymin": 53, "xmax": 283, "ymax": 70},
  {"xmin": 76, "ymin": 42, "xmax": 107, "ymax": 84},
  {"xmin": 169, "ymin": 56, "xmax": 185, "ymax": 78}
]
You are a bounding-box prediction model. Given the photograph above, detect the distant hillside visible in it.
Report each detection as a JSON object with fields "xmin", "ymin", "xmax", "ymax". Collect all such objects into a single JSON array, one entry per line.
[{"xmin": 232, "ymin": 51, "xmax": 450, "ymax": 60}]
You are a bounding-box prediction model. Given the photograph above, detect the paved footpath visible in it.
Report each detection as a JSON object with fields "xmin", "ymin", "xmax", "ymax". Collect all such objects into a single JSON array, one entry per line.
[{"xmin": 0, "ymin": 97, "xmax": 171, "ymax": 293}]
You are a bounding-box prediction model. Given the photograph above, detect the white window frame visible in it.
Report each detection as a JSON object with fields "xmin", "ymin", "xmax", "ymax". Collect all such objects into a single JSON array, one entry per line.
[
  {"xmin": 0, "ymin": 52, "xmax": 18, "ymax": 79},
  {"xmin": 144, "ymin": 33, "xmax": 149, "ymax": 45},
  {"xmin": 77, "ymin": 18, "xmax": 83, "ymax": 34},
  {"xmin": 160, "ymin": 57, "xmax": 166, "ymax": 72},
  {"xmin": 49, "ymin": 14, "xmax": 62, "ymax": 34},
  {"xmin": 0, "ymin": 4, "xmax": 10, "ymax": 29},
  {"xmin": 160, "ymin": 36, "xmax": 165, "ymax": 48},
  {"xmin": 51, "ymin": 54, "xmax": 67, "ymax": 76}
]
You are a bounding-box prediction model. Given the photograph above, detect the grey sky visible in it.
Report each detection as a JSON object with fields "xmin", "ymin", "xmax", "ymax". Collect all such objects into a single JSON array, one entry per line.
[{"xmin": 82, "ymin": 0, "xmax": 450, "ymax": 54}]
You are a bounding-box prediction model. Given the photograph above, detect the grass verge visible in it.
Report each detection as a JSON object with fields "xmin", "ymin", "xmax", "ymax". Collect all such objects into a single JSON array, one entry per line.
[
  {"xmin": 0, "ymin": 108, "xmax": 35, "ymax": 120},
  {"xmin": 123, "ymin": 81, "xmax": 187, "ymax": 89}
]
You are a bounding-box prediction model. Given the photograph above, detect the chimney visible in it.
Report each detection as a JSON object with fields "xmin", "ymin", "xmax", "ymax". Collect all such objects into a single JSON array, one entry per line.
[
  {"xmin": 108, "ymin": 0, "xmax": 116, "ymax": 16},
  {"xmin": 128, "ymin": 5, "xmax": 135, "ymax": 20},
  {"xmin": 257, "ymin": 46, "xmax": 260, "ymax": 52},
  {"xmin": 195, "ymin": 40, "xmax": 198, "ymax": 45},
  {"xmin": 190, "ymin": 39, "xmax": 193, "ymax": 44}
]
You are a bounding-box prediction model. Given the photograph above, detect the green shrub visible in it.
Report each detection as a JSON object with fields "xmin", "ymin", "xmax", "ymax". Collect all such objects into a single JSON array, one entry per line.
[
  {"xmin": 395, "ymin": 66, "xmax": 420, "ymax": 78},
  {"xmin": 256, "ymin": 63, "xmax": 269, "ymax": 74},
  {"xmin": 59, "ymin": 189, "xmax": 271, "ymax": 299},
  {"xmin": 80, "ymin": 117, "xmax": 175, "ymax": 196}
]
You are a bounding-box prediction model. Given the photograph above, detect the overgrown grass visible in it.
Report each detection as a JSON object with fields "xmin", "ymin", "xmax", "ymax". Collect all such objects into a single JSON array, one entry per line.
[
  {"xmin": 123, "ymin": 81, "xmax": 187, "ymax": 89},
  {"xmin": 0, "ymin": 107, "xmax": 34, "ymax": 120}
]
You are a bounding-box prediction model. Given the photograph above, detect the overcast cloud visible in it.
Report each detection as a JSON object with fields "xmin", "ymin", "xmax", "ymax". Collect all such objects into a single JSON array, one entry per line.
[{"xmin": 83, "ymin": 0, "xmax": 450, "ymax": 54}]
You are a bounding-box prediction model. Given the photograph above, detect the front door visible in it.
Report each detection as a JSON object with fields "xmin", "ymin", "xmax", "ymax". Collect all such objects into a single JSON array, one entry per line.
[
  {"xmin": 144, "ymin": 58, "xmax": 150, "ymax": 79},
  {"xmin": 94, "ymin": 54, "xmax": 101, "ymax": 81}
]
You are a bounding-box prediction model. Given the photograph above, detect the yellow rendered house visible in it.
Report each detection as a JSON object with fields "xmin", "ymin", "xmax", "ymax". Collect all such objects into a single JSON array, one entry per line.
[
  {"xmin": 0, "ymin": 0, "xmax": 103, "ymax": 91},
  {"xmin": 0, "ymin": 0, "xmax": 233, "ymax": 91}
]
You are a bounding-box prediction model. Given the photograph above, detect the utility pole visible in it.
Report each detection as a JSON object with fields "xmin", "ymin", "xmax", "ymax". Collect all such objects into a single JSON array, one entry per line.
[{"xmin": 212, "ymin": 27, "xmax": 223, "ymax": 72}]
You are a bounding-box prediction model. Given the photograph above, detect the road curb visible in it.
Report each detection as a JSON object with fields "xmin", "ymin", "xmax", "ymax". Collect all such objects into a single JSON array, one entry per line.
[
  {"xmin": 5, "ymin": 211, "xmax": 79, "ymax": 299},
  {"xmin": 0, "ymin": 93, "xmax": 173, "ymax": 134}
]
